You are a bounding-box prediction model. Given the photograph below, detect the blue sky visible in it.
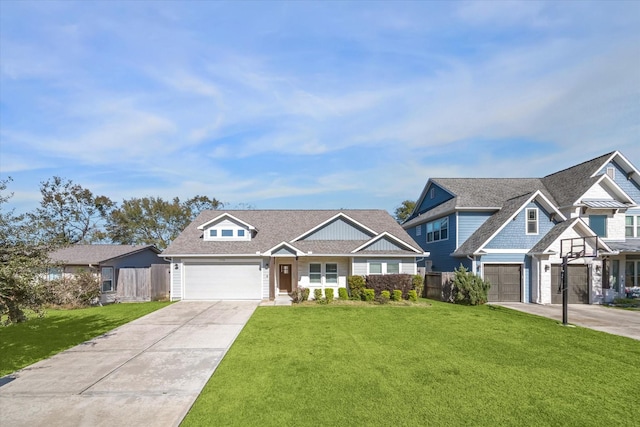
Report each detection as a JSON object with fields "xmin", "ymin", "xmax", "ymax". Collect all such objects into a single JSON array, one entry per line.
[{"xmin": 1, "ymin": 1, "xmax": 639, "ymax": 215}]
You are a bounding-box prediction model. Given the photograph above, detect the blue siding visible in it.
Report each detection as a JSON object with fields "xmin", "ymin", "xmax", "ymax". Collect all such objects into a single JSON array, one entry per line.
[
  {"xmin": 597, "ymin": 161, "xmax": 640, "ymax": 204},
  {"xmin": 480, "ymin": 253, "xmax": 531, "ymax": 303},
  {"xmin": 303, "ymin": 218, "xmax": 373, "ymax": 240},
  {"xmin": 457, "ymin": 211, "xmax": 493, "ymax": 246},
  {"xmin": 485, "ymin": 202, "xmax": 556, "ymax": 249},
  {"xmin": 408, "ymin": 213, "xmax": 459, "ymax": 272},
  {"xmin": 415, "ymin": 183, "xmax": 454, "ymax": 215}
]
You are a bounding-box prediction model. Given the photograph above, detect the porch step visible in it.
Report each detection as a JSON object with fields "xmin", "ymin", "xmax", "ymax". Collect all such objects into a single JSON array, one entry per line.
[{"xmin": 274, "ymin": 294, "xmax": 292, "ymax": 306}]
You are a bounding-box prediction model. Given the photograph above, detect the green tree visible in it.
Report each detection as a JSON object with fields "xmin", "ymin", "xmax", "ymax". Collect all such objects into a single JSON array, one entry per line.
[
  {"xmin": 106, "ymin": 195, "xmax": 222, "ymax": 249},
  {"xmin": 28, "ymin": 176, "xmax": 114, "ymax": 245},
  {"xmin": 394, "ymin": 200, "xmax": 416, "ymax": 223},
  {"xmin": 0, "ymin": 178, "xmax": 55, "ymax": 323},
  {"xmin": 451, "ymin": 264, "xmax": 491, "ymax": 305}
]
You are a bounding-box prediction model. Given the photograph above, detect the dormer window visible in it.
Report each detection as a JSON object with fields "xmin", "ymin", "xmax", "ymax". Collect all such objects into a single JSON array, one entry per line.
[
  {"xmin": 238, "ymin": 229, "xmax": 245, "ymax": 237},
  {"xmin": 221, "ymin": 229, "xmax": 234, "ymax": 237},
  {"xmin": 210, "ymin": 230, "xmax": 217, "ymax": 237},
  {"xmin": 198, "ymin": 213, "xmax": 255, "ymax": 242}
]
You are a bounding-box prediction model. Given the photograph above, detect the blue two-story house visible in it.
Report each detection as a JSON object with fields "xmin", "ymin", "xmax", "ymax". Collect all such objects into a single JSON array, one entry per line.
[{"xmin": 403, "ymin": 151, "xmax": 640, "ymax": 304}]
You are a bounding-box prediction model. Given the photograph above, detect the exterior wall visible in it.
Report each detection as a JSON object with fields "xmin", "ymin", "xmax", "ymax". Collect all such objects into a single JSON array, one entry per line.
[
  {"xmin": 297, "ymin": 257, "xmax": 349, "ymax": 298},
  {"xmin": 262, "ymin": 257, "xmax": 270, "ymax": 299},
  {"xmin": 302, "ymin": 218, "xmax": 372, "ymax": 240},
  {"xmin": 597, "ymin": 160, "xmax": 640, "ymax": 202},
  {"xmin": 353, "ymin": 258, "xmax": 367, "ymax": 276},
  {"xmin": 171, "ymin": 258, "xmax": 182, "ymax": 301},
  {"xmin": 415, "ymin": 183, "xmax": 454, "ymax": 216},
  {"xmin": 577, "ymin": 208, "xmax": 626, "ymax": 241},
  {"xmin": 457, "ymin": 211, "xmax": 493, "ymax": 247},
  {"xmin": 582, "ymin": 181, "xmax": 616, "ymax": 200},
  {"xmin": 407, "ymin": 212, "xmax": 457, "ymax": 272},
  {"xmin": 400, "ymin": 258, "xmax": 417, "ymax": 274},
  {"xmin": 485, "ymin": 202, "xmax": 556, "ymax": 249},
  {"xmin": 350, "ymin": 257, "xmax": 417, "ymax": 276}
]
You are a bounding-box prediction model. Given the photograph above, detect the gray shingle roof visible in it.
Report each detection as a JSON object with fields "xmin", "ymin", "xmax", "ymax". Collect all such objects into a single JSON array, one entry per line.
[
  {"xmin": 528, "ymin": 219, "xmax": 579, "ymax": 254},
  {"xmin": 162, "ymin": 210, "xmax": 421, "ymax": 256},
  {"xmin": 50, "ymin": 244, "xmax": 160, "ymax": 265}
]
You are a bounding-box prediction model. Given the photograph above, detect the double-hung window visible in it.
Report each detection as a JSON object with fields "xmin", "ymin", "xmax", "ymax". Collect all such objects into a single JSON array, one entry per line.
[
  {"xmin": 325, "ymin": 264, "xmax": 338, "ymax": 284},
  {"xmin": 626, "ymin": 215, "xmax": 640, "ymax": 238},
  {"xmin": 309, "ymin": 264, "xmax": 322, "ymax": 284},
  {"xmin": 526, "ymin": 208, "xmax": 538, "ymax": 235},
  {"xmin": 101, "ymin": 267, "xmax": 114, "ymax": 292}
]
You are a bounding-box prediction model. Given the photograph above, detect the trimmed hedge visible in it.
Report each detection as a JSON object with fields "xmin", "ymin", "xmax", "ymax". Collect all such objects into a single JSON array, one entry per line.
[
  {"xmin": 325, "ymin": 288, "xmax": 334, "ymax": 303},
  {"xmin": 347, "ymin": 276, "xmax": 366, "ymax": 300},
  {"xmin": 365, "ymin": 274, "xmax": 412, "ymax": 299},
  {"xmin": 363, "ymin": 289, "xmax": 375, "ymax": 301},
  {"xmin": 338, "ymin": 287, "xmax": 348, "ymax": 300}
]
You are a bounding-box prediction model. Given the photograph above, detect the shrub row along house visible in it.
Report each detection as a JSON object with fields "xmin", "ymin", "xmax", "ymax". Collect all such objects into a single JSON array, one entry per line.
[
  {"xmin": 161, "ymin": 210, "xmax": 426, "ymax": 301},
  {"xmin": 402, "ymin": 151, "xmax": 640, "ymax": 304}
]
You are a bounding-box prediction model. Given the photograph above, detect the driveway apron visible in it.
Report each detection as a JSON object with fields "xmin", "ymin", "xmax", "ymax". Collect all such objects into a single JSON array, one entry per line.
[
  {"xmin": 0, "ymin": 300, "xmax": 259, "ymax": 427},
  {"xmin": 494, "ymin": 303, "xmax": 640, "ymax": 340}
]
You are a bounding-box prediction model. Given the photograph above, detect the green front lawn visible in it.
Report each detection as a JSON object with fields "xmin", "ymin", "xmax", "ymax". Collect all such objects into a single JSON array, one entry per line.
[
  {"xmin": 183, "ymin": 301, "xmax": 640, "ymax": 427},
  {"xmin": 0, "ymin": 302, "xmax": 171, "ymax": 377}
]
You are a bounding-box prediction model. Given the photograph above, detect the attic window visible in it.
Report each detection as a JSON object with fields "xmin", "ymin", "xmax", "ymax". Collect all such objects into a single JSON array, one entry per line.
[
  {"xmin": 526, "ymin": 208, "xmax": 538, "ymax": 235},
  {"xmin": 606, "ymin": 167, "xmax": 615, "ymax": 180},
  {"xmin": 430, "ymin": 188, "xmax": 435, "ymax": 199},
  {"xmin": 221, "ymin": 229, "xmax": 234, "ymax": 237},
  {"xmin": 210, "ymin": 230, "xmax": 217, "ymax": 237}
]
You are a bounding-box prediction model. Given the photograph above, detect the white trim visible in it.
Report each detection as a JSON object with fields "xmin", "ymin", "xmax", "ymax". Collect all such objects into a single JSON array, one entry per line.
[
  {"xmin": 263, "ymin": 241, "xmax": 304, "ymax": 256},
  {"xmin": 526, "ymin": 207, "xmax": 538, "ymax": 235},
  {"xmin": 474, "ymin": 190, "xmax": 566, "ymax": 254},
  {"xmin": 572, "ymin": 174, "xmax": 635, "ymax": 207},
  {"xmin": 197, "ymin": 213, "xmax": 256, "ymax": 231},
  {"xmin": 291, "ymin": 212, "xmax": 378, "ymax": 242},
  {"xmin": 351, "ymin": 231, "xmax": 422, "ymax": 253},
  {"xmin": 481, "ymin": 249, "xmax": 530, "ymax": 254},
  {"xmin": 366, "ymin": 259, "xmax": 401, "ymax": 275}
]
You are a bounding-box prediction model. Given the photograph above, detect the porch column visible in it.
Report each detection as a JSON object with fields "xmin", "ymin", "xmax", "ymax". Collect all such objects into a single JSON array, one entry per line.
[
  {"xmin": 269, "ymin": 257, "xmax": 275, "ymax": 300},
  {"xmin": 292, "ymin": 257, "xmax": 299, "ymax": 292}
]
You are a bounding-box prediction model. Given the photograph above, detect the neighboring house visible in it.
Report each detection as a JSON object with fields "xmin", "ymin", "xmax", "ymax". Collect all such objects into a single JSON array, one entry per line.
[
  {"xmin": 49, "ymin": 244, "xmax": 166, "ymax": 303},
  {"xmin": 161, "ymin": 210, "xmax": 426, "ymax": 301},
  {"xmin": 403, "ymin": 151, "xmax": 640, "ymax": 304}
]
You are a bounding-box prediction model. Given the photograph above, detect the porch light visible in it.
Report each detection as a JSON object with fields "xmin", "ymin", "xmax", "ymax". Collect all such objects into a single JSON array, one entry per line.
[
  {"xmin": 545, "ymin": 265, "xmax": 550, "ymax": 272},
  {"xmin": 174, "ymin": 263, "xmax": 179, "ymax": 270}
]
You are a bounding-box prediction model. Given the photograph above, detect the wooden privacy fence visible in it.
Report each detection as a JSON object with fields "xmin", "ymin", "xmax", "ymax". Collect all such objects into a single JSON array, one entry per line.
[
  {"xmin": 116, "ymin": 264, "xmax": 170, "ymax": 302},
  {"xmin": 424, "ymin": 272, "xmax": 455, "ymax": 302}
]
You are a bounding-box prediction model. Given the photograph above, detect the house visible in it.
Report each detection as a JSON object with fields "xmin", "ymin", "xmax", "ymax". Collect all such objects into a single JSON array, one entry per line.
[
  {"xmin": 49, "ymin": 244, "xmax": 167, "ymax": 303},
  {"xmin": 403, "ymin": 151, "xmax": 640, "ymax": 304},
  {"xmin": 161, "ymin": 210, "xmax": 426, "ymax": 301}
]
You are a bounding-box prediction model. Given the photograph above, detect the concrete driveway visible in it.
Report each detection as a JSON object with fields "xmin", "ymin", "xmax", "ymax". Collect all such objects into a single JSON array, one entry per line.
[
  {"xmin": 494, "ymin": 303, "xmax": 640, "ymax": 340},
  {"xmin": 0, "ymin": 300, "xmax": 259, "ymax": 427}
]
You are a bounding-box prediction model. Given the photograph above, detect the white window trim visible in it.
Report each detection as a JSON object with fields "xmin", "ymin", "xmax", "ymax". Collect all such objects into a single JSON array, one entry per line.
[
  {"xmin": 204, "ymin": 225, "xmax": 251, "ymax": 241},
  {"xmin": 367, "ymin": 260, "xmax": 402, "ymax": 275},
  {"xmin": 426, "ymin": 217, "xmax": 449, "ymax": 243},
  {"xmin": 309, "ymin": 263, "xmax": 322, "ymax": 284},
  {"xmin": 309, "ymin": 263, "xmax": 340, "ymax": 286},
  {"xmin": 626, "ymin": 215, "xmax": 640, "ymax": 238},
  {"xmin": 606, "ymin": 167, "xmax": 616, "ymax": 180},
  {"xmin": 526, "ymin": 208, "xmax": 538, "ymax": 235},
  {"xmin": 416, "ymin": 225, "xmax": 421, "ymax": 236}
]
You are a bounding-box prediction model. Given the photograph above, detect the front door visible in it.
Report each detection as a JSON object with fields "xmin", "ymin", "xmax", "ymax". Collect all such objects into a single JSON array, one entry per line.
[{"xmin": 279, "ymin": 264, "xmax": 292, "ymax": 293}]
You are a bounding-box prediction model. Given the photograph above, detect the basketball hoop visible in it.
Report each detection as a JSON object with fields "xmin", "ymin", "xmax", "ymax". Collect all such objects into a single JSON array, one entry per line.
[{"xmin": 559, "ymin": 237, "xmax": 599, "ymax": 325}]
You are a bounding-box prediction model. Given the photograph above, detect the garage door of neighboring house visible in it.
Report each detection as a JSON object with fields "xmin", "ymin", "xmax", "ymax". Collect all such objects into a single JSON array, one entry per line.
[
  {"xmin": 550, "ymin": 264, "xmax": 589, "ymax": 304},
  {"xmin": 484, "ymin": 264, "xmax": 522, "ymax": 302},
  {"xmin": 183, "ymin": 261, "xmax": 262, "ymax": 300}
]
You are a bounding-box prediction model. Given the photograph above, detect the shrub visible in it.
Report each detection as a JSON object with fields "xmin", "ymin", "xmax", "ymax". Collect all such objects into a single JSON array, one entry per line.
[
  {"xmin": 290, "ymin": 287, "xmax": 308, "ymax": 303},
  {"xmin": 314, "ymin": 288, "xmax": 323, "ymax": 302},
  {"xmin": 43, "ymin": 270, "xmax": 100, "ymax": 308},
  {"xmin": 392, "ymin": 289, "xmax": 403, "ymax": 301},
  {"xmin": 412, "ymin": 274, "xmax": 424, "ymax": 298},
  {"xmin": 377, "ymin": 290, "xmax": 390, "ymax": 304},
  {"xmin": 365, "ymin": 274, "xmax": 412, "ymax": 298},
  {"xmin": 408, "ymin": 289, "xmax": 418, "ymax": 302},
  {"xmin": 325, "ymin": 288, "xmax": 334, "ymax": 303},
  {"xmin": 302, "ymin": 287, "xmax": 310, "ymax": 302},
  {"xmin": 348, "ymin": 275, "xmax": 366, "ymax": 300},
  {"xmin": 451, "ymin": 264, "xmax": 491, "ymax": 305},
  {"xmin": 363, "ymin": 288, "xmax": 375, "ymax": 301},
  {"xmin": 338, "ymin": 287, "xmax": 348, "ymax": 300}
]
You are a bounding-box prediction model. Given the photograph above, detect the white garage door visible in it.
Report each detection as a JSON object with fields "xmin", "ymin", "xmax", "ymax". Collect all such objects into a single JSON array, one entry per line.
[{"xmin": 184, "ymin": 261, "xmax": 262, "ymax": 300}]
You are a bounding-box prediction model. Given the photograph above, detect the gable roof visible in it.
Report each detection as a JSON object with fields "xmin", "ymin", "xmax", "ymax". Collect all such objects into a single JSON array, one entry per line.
[
  {"xmin": 163, "ymin": 210, "xmax": 422, "ymax": 256},
  {"xmin": 452, "ymin": 191, "xmax": 560, "ymax": 256},
  {"xmin": 50, "ymin": 244, "xmax": 161, "ymax": 265},
  {"xmin": 528, "ymin": 218, "xmax": 614, "ymax": 255}
]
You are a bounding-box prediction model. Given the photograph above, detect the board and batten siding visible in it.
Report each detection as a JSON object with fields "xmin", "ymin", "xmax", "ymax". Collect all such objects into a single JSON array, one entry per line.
[
  {"xmin": 415, "ymin": 182, "xmax": 454, "ymax": 215},
  {"xmin": 302, "ymin": 218, "xmax": 373, "ymax": 240},
  {"xmin": 363, "ymin": 237, "xmax": 407, "ymax": 251},
  {"xmin": 170, "ymin": 258, "xmax": 182, "ymax": 301}
]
